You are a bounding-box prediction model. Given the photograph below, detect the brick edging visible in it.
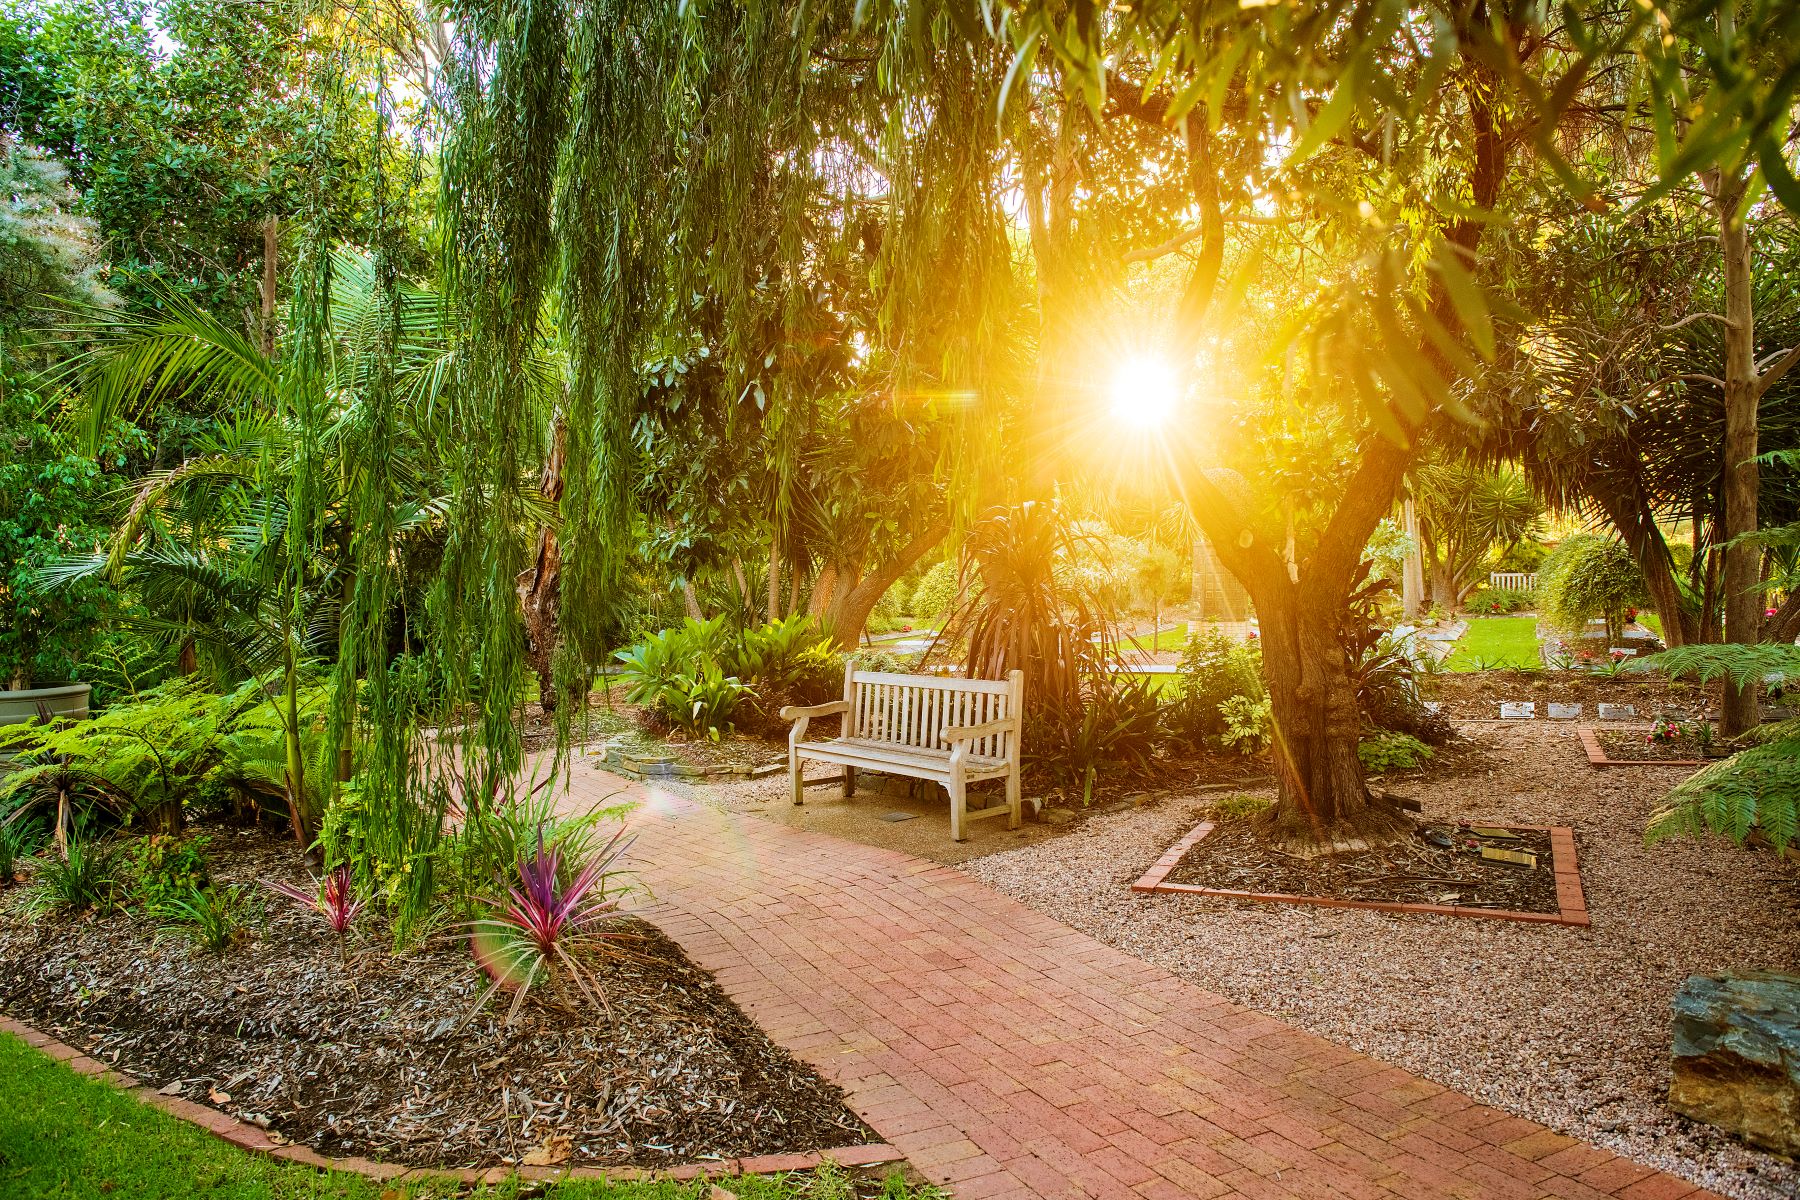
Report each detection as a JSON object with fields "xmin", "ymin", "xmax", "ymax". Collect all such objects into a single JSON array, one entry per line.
[
  {"xmin": 0, "ymin": 1014, "xmax": 902, "ymax": 1185},
  {"xmin": 1578, "ymin": 726, "xmax": 1701, "ymax": 769},
  {"xmin": 1132, "ymin": 821, "xmax": 1591, "ymax": 927}
]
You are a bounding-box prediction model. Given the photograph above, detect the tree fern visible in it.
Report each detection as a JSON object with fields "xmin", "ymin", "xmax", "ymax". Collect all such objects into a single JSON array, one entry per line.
[{"xmin": 1641, "ymin": 644, "xmax": 1800, "ymax": 852}]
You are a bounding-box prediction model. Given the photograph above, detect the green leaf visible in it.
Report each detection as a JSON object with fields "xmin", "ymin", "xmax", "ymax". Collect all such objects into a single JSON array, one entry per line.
[
  {"xmin": 1285, "ymin": 63, "xmax": 1359, "ymax": 168},
  {"xmin": 1430, "ymin": 242, "xmax": 1495, "ymax": 360}
]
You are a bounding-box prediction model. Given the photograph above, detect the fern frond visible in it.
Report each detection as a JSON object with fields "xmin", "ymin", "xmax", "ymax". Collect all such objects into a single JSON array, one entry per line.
[{"xmin": 1638, "ymin": 642, "xmax": 1800, "ymax": 686}]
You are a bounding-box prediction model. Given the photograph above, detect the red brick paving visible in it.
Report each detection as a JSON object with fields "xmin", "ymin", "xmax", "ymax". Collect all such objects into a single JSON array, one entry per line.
[{"xmin": 574, "ymin": 774, "xmax": 1722, "ymax": 1200}]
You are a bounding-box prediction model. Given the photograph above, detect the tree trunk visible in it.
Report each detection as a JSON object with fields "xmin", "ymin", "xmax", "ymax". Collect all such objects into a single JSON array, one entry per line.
[
  {"xmin": 517, "ymin": 419, "xmax": 566, "ymax": 712},
  {"xmin": 821, "ymin": 523, "xmax": 948, "ymax": 649},
  {"xmin": 1711, "ymin": 169, "xmax": 1760, "ymax": 736},
  {"xmin": 767, "ymin": 540, "xmax": 782, "ymax": 622},
  {"xmin": 260, "ymin": 215, "xmax": 279, "ymax": 355},
  {"xmin": 1593, "ymin": 488, "xmax": 1696, "ymax": 646},
  {"xmin": 1253, "ymin": 585, "xmax": 1409, "ymax": 854}
]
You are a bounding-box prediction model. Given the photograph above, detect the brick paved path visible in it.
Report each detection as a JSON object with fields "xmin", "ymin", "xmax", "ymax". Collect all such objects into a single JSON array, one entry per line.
[{"xmin": 568, "ymin": 772, "xmax": 1717, "ymax": 1200}]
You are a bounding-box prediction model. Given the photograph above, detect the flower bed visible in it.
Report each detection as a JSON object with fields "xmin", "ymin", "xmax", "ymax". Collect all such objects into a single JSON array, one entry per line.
[{"xmin": 0, "ymin": 825, "xmax": 872, "ymax": 1170}]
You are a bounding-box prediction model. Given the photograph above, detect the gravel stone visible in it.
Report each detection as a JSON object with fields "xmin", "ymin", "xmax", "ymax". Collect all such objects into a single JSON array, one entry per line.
[{"xmin": 962, "ymin": 722, "xmax": 1800, "ymax": 1200}]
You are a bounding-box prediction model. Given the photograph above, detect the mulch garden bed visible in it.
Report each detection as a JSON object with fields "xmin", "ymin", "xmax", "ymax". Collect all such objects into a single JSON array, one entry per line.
[
  {"xmin": 1152, "ymin": 818, "xmax": 1563, "ymax": 916},
  {"xmin": 1592, "ymin": 728, "xmax": 1717, "ymax": 762},
  {"xmin": 0, "ymin": 827, "xmax": 872, "ymax": 1170},
  {"xmin": 1427, "ymin": 671, "xmax": 1716, "ymax": 721}
]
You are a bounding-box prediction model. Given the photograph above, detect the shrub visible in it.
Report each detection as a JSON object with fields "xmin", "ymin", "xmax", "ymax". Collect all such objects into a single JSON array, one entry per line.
[
  {"xmin": 1638, "ymin": 643, "xmax": 1800, "ymax": 854},
  {"xmin": 850, "ymin": 648, "xmax": 908, "ymax": 674},
  {"xmin": 1028, "ymin": 674, "xmax": 1162, "ymax": 804},
  {"xmin": 614, "ymin": 617, "xmax": 744, "ymax": 736},
  {"xmin": 615, "ymin": 614, "xmax": 841, "ymax": 738},
  {"xmin": 467, "ymin": 826, "xmax": 634, "ymax": 1027},
  {"xmin": 1163, "ymin": 626, "xmax": 1265, "ymax": 750},
  {"xmin": 1354, "ymin": 633, "xmax": 1453, "ymax": 745},
  {"xmin": 27, "ymin": 832, "xmax": 129, "ymax": 915},
  {"xmin": 1219, "ymin": 694, "xmax": 1273, "ymax": 754},
  {"xmin": 0, "ymin": 817, "xmax": 43, "ymax": 883},
  {"xmin": 129, "ymin": 834, "xmax": 211, "ymax": 909},
  {"xmin": 1357, "ymin": 730, "xmax": 1435, "ymax": 773},
  {"xmin": 155, "ymin": 883, "xmax": 254, "ymax": 954},
  {"xmin": 1538, "ymin": 534, "xmax": 1648, "ymax": 642},
  {"xmin": 909, "ymin": 560, "xmax": 963, "ymax": 618},
  {"xmin": 1463, "ymin": 586, "xmax": 1533, "ymax": 614},
  {"xmin": 1212, "ymin": 793, "xmax": 1271, "ymax": 821}
]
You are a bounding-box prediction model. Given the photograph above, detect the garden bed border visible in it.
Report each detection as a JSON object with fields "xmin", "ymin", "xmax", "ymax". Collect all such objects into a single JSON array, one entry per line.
[
  {"xmin": 1131, "ymin": 821, "xmax": 1590, "ymax": 927},
  {"xmin": 1577, "ymin": 726, "xmax": 1702, "ymax": 769},
  {"xmin": 0, "ymin": 1013, "xmax": 903, "ymax": 1186}
]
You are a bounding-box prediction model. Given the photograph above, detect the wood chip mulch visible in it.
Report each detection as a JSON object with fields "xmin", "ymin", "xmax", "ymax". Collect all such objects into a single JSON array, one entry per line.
[
  {"xmin": 1161, "ymin": 818, "xmax": 1559, "ymax": 913},
  {"xmin": 1594, "ymin": 729, "xmax": 1718, "ymax": 762},
  {"xmin": 0, "ymin": 828, "xmax": 873, "ymax": 1169}
]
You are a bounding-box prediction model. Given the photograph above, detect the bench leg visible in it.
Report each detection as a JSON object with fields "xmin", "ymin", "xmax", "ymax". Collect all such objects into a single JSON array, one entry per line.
[
  {"xmin": 842, "ymin": 766, "xmax": 856, "ymax": 799},
  {"xmin": 1006, "ymin": 763, "xmax": 1021, "ymax": 831},
  {"xmin": 947, "ymin": 771, "xmax": 967, "ymax": 842},
  {"xmin": 790, "ymin": 752, "xmax": 804, "ymax": 807}
]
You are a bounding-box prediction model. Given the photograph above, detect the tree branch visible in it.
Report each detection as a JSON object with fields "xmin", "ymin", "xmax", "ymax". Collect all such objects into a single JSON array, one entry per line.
[
  {"xmin": 1122, "ymin": 213, "xmax": 1301, "ymax": 264},
  {"xmin": 1754, "ymin": 345, "xmax": 1800, "ymax": 396},
  {"xmin": 1660, "ymin": 312, "xmax": 1734, "ymax": 332}
]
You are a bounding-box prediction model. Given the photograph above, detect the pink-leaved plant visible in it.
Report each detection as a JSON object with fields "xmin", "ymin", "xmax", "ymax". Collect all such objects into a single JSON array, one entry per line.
[
  {"xmin": 467, "ymin": 825, "xmax": 633, "ymax": 1027},
  {"xmin": 267, "ymin": 863, "xmax": 367, "ymax": 955}
]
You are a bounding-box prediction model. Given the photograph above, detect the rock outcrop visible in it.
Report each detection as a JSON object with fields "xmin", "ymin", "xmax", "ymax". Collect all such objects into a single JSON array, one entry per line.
[{"xmin": 1669, "ymin": 971, "xmax": 1799, "ymax": 1158}]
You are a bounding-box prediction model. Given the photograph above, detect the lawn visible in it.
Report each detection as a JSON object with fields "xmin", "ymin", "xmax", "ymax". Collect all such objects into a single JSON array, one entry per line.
[
  {"xmin": 0, "ymin": 1034, "xmax": 924, "ymax": 1200},
  {"xmin": 1443, "ymin": 616, "xmax": 1541, "ymax": 672},
  {"xmin": 1122, "ymin": 623, "xmax": 1190, "ymax": 653}
]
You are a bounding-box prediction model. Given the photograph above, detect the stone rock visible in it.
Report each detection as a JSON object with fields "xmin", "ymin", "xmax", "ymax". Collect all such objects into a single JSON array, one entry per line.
[
  {"xmin": 1668, "ymin": 971, "xmax": 1800, "ymax": 1157},
  {"xmin": 1547, "ymin": 703, "xmax": 1582, "ymax": 719},
  {"xmin": 1500, "ymin": 701, "xmax": 1535, "ymax": 719},
  {"xmin": 1596, "ymin": 703, "xmax": 1637, "ymax": 720},
  {"xmin": 1039, "ymin": 807, "xmax": 1077, "ymax": 826}
]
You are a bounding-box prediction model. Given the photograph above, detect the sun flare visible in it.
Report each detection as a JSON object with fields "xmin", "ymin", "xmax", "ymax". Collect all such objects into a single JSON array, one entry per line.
[{"xmin": 1108, "ymin": 354, "xmax": 1181, "ymax": 431}]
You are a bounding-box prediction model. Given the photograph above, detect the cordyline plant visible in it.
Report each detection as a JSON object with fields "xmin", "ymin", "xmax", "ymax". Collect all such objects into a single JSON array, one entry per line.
[
  {"xmin": 266, "ymin": 863, "xmax": 366, "ymax": 957},
  {"xmin": 466, "ymin": 825, "xmax": 633, "ymax": 1028}
]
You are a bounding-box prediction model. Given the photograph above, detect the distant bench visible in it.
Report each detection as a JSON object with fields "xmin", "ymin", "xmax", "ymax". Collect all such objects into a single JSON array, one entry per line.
[{"xmin": 780, "ymin": 667, "xmax": 1024, "ymax": 842}]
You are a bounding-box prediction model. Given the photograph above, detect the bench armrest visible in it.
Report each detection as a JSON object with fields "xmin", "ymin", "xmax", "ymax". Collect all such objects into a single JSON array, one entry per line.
[
  {"xmin": 943, "ymin": 717, "xmax": 1016, "ymax": 744},
  {"xmin": 779, "ymin": 699, "xmax": 851, "ymax": 722}
]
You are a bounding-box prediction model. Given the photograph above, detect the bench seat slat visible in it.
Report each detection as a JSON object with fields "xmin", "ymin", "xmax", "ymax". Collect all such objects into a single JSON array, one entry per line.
[{"xmin": 795, "ymin": 738, "xmax": 1010, "ymax": 779}]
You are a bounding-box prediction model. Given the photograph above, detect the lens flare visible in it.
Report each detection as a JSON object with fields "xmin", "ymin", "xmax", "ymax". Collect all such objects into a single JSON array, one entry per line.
[{"xmin": 1109, "ymin": 354, "xmax": 1181, "ymax": 431}]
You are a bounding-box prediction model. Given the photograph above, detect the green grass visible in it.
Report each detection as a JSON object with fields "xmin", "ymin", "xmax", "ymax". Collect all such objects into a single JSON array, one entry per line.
[
  {"xmin": 1122, "ymin": 623, "xmax": 1189, "ymax": 653},
  {"xmin": 0, "ymin": 1033, "xmax": 929, "ymax": 1200},
  {"xmin": 1443, "ymin": 616, "xmax": 1541, "ymax": 672},
  {"xmin": 1639, "ymin": 611, "xmax": 1663, "ymax": 639}
]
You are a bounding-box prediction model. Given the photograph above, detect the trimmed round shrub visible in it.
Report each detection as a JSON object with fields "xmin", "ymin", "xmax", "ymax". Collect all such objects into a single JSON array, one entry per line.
[
  {"xmin": 1537, "ymin": 534, "xmax": 1647, "ymax": 638},
  {"xmin": 909, "ymin": 560, "xmax": 964, "ymax": 618}
]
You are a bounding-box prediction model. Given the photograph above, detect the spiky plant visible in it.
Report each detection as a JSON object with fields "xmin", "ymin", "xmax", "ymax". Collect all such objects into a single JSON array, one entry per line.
[
  {"xmin": 156, "ymin": 883, "xmax": 253, "ymax": 955},
  {"xmin": 26, "ymin": 831, "xmax": 129, "ymax": 916},
  {"xmin": 466, "ymin": 826, "xmax": 633, "ymax": 1028},
  {"xmin": 267, "ymin": 863, "xmax": 367, "ymax": 956}
]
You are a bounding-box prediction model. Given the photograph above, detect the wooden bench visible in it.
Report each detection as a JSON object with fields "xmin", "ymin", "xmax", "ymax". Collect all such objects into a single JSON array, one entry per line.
[{"xmin": 779, "ymin": 667, "xmax": 1025, "ymax": 841}]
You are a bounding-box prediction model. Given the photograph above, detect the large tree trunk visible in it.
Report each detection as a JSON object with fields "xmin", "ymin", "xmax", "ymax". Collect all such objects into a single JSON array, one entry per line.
[
  {"xmin": 1712, "ymin": 169, "xmax": 1760, "ymax": 736},
  {"xmin": 814, "ymin": 523, "xmax": 949, "ymax": 649},
  {"xmin": 1252, "ymin": 582, "xmax": 1410, "ymax": 854},
  {"xmin": 517, "ymin": 419, "xmax": 566, "ymax": 712}
]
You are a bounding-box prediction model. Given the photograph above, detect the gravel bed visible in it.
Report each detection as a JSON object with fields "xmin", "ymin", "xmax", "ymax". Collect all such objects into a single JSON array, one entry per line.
[{"xmin": 962, "ymin": 722, "xmax": 1800, "ymax": 1200}]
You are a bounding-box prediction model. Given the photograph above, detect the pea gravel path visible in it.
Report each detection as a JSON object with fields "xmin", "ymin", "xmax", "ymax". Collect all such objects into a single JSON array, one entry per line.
[{"xmin": 962, "ymin": 722, "xmax": 1800, "ymax": 1200}]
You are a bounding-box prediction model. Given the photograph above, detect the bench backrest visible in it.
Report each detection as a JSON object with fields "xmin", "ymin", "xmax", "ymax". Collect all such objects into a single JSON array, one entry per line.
[{"xmin": 844, "ymin": 667, "xmax": 1025, "ymax": 760}]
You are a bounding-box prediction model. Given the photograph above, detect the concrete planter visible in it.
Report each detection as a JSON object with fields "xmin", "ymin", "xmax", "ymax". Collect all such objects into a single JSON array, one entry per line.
[{"xmin": 0, "ymin": 682, "xmax": 91, "ymax": 727}]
